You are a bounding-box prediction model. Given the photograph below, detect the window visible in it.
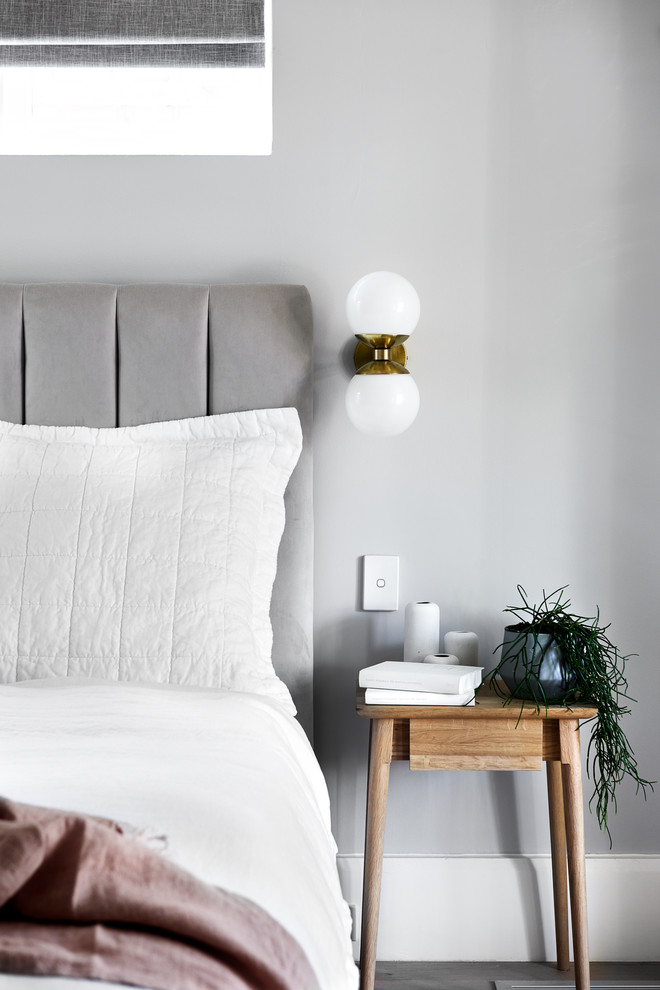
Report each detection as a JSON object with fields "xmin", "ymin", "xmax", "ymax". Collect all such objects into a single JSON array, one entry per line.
[{"xmin": 0, "ymin": 0, "xmax": 271, "ymax": 156}]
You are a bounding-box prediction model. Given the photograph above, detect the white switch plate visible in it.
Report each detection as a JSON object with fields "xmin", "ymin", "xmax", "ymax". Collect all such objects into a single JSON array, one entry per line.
[{"xmin": 362, "ymin": 555, "xmax": 399, "ymax": 611}]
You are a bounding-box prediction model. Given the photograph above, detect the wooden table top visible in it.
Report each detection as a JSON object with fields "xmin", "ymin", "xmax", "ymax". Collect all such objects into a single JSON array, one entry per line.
[{"xmin": 356, "ymin": 681, "xmax": 598, "ymax": 721}]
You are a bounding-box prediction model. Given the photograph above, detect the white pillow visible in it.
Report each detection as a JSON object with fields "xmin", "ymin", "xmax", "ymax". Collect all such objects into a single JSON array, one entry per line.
[{"xmin": 0, "ymin": 409, "xmax": 302, "ymax": 713}]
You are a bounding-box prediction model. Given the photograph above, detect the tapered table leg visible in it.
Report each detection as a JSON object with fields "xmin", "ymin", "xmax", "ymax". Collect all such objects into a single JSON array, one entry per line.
[
  {"xmin": 546, "ymin": 759, "xmax": 570, "ymax": 970},
  {"xmin": 560, "ymin": 720, "xmax": 590, "ymax": 990},
  {"xmin": 359, "ymin": 718, "xmax": 394, "ymax": 990}
]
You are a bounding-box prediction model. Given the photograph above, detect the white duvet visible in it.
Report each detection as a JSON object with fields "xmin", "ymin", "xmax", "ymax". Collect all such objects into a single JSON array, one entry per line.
[{"xmin": 0, "ymin": 680, "xmax": 358, "ymax": 990}]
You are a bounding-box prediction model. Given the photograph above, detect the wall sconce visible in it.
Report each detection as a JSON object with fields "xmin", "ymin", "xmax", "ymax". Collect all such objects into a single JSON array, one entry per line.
[{"xmin": 345, "ymin": 271, "xmax": 420, "ymax": 436}]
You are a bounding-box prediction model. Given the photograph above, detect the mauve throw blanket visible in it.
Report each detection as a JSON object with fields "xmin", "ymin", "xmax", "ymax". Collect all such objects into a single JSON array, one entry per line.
[{"xmin": 0, "ymin": 797, "xmax": 320, "ymax": 990}]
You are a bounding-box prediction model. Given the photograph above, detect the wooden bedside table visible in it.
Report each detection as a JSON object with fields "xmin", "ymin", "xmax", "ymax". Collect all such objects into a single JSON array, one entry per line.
[{"xmin": 356, "ymin": 685, "xmax": 598, "ymax": 990}]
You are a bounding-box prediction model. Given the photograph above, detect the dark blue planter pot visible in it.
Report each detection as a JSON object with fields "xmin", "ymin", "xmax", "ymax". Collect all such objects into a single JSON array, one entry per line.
[{"xmin": 499, "ymin": 625, "xmax": 577, "ymax": 702}]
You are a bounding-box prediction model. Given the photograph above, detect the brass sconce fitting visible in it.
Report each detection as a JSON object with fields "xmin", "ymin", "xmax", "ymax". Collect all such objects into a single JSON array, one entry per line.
[{"xmin": 353, "ymin": 334, "xmax": 410, "ymax": 375}]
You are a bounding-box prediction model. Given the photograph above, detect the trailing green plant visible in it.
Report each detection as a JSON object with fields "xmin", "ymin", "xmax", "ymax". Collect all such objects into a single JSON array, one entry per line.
[{"xmin": 484, "ymin": 585, "xmax": 654, "ymax": 844}]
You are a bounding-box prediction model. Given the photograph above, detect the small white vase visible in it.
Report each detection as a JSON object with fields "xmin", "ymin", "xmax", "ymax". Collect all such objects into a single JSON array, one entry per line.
[
  {"xmin": 444, "ymin": 630, "xmax": 479, "ymax": 667},
  {"xmin": 424, "ymin": 653, "xmax": 459, "ymax": 665}
]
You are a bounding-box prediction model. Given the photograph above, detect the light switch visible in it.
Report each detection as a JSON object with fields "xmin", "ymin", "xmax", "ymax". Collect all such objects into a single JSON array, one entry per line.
[{"xmin": 362, "ymin": 555, "xmax": 399, "ymax": 611}]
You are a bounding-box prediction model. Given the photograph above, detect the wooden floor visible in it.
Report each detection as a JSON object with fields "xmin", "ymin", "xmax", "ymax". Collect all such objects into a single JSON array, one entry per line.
[{"xmin": 374, "ymin": 961, "xmax": 660, "ymax": 990}]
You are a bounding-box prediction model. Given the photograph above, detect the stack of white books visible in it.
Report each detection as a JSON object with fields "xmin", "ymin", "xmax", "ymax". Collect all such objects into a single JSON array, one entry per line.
[{"xmin": 359, "ymin": 660, "xmax": 483, "ymax": 706}]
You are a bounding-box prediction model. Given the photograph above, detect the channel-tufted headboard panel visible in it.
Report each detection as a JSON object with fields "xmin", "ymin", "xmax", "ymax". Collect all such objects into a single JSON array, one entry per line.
[{"xmin": 0, "ymin": 283, "xmax": 314, "ymax": 736}]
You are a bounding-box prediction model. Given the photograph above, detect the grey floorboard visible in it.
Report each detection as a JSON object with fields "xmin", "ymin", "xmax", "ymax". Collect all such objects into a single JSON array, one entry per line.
[{"xmin": 373, "ymin": 961, "xmax": 660, "ymax": 990}]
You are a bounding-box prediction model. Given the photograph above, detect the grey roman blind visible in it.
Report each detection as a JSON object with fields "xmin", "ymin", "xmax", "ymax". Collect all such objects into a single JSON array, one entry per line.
[{"xmin": 0, "ymin": 0, "xmax": 265, "ymax": 67}]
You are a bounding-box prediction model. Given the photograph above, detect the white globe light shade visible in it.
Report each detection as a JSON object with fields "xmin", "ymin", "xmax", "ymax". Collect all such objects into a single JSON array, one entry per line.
[
  {"xmin": 345, "ymin": 373, "xmax": 420, "ymax": 436},
  {"xmin": 346, "ymin": 271, "xmax": 420, "ymax": 336}
]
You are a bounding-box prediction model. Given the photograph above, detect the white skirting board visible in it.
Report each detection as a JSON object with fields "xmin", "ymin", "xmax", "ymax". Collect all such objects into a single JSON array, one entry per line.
[{"xmin": 337, "ymin": 854, "xmax": 660, "ymax": 962}]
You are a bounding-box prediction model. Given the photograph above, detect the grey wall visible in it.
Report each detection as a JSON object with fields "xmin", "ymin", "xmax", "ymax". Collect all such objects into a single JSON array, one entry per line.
[{"xmin": 0, "ymin": 0, "xmax": 658, "ymax": 855}]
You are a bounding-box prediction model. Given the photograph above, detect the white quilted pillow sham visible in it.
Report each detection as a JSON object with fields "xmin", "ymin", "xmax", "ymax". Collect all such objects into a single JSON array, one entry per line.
[{"xmin": 0, "ymin": 408, "xmax": 302, "ymax": 712}]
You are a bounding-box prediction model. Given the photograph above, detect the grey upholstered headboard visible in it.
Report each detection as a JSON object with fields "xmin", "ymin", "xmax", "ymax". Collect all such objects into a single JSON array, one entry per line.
[{"xmin": 0, "ymin": 283, "xmax": 314, "ymax": 736}]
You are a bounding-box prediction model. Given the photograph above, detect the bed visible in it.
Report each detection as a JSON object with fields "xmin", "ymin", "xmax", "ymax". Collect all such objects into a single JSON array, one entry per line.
[{"xmin": 0, "ymin": 283, "xmax": 358, "ymax": 990}]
